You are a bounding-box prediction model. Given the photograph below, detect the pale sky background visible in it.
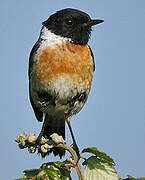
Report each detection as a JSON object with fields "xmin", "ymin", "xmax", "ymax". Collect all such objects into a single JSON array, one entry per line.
[{"xmin": 1, "ymin": 0, "xmax": 145, "ymax": 179}]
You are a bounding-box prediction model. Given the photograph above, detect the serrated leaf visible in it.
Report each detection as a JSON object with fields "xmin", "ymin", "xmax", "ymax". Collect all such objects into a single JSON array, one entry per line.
[
  {"xmin": 17, "ymin": 161, "xmax": 71, "ymax": 180},
  {"xmin": 82, "ymin": 147, "xmax": 115, "ymax": 166},
  {"xmin": 84, "ymin": 156, "xmax": 119, "ymax": 180}
]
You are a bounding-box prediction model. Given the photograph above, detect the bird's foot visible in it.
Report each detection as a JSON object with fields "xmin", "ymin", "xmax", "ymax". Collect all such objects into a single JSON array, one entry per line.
[
  {"xmin": 36, "ymin": 133, "xmax": 48, "ymax": 153},
  {"xmin": 35, "ymin": 136, "xmax": 42, "ymax": 153}
]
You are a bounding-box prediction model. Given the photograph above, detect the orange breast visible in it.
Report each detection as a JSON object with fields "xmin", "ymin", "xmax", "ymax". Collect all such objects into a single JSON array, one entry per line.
[{"xmin": 35, "ymin": 41, "xmax": 94, "ymax": 86}]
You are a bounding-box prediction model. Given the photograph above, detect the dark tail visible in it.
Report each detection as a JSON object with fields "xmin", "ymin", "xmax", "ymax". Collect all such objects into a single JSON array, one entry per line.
[{"xmin": 38, "ymin": 114, "xmax": 65, "ymax": 158}]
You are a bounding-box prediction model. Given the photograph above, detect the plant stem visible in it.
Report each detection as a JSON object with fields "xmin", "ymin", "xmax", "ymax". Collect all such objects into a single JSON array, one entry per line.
[
  {"xmin": 61, "ymin": 143, "xmax": 84, "ymax": 180},
  {"xmin": 75, "ymin": 163, "xmax": 84, "ymax": 180}
]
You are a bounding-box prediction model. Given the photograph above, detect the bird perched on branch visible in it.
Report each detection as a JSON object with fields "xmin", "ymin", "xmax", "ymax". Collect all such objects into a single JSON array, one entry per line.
[{"xmin": 28, "ymin": 8, "xmax": 103, "ymax": 158}]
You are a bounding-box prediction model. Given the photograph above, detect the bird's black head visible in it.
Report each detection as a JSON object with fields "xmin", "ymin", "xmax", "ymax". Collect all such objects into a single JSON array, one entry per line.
[{"xmin": 42, "ymin": 8, "xmax": 104, "ymax": 45}]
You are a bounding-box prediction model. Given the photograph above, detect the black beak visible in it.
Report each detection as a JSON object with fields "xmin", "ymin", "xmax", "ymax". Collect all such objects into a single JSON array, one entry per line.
[{"xmin": 87, "ymin": 19, "xmax": 104, "ymax": 27}]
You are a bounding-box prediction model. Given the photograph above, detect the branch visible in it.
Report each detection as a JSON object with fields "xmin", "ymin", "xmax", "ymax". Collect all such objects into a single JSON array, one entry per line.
[{"xmin": 15, "ymin": 133, "xmax": 84, "ymax": 180}]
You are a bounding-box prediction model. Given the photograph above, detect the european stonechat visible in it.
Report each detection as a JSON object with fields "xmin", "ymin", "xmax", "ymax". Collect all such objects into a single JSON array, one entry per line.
[{"xmin": 28, "ymin": 8, "xmax": 103, "ymax": 158}]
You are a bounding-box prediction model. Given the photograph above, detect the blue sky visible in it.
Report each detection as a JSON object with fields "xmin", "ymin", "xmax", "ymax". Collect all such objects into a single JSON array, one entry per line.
[{"xmin": 1, "ymin": 0, "xmax": 145, "ymax": 179}]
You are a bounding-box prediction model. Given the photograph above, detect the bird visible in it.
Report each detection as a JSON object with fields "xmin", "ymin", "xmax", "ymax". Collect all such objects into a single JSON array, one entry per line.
[{"xmin": 28, "ymin": 8, "xmax": 103, "ymax": 158}]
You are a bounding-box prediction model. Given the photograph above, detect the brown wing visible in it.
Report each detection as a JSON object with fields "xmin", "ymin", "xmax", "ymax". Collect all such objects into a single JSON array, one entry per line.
[{"xmin": 29, "ymin": 40, "xmax": 43, "ymax": 122}]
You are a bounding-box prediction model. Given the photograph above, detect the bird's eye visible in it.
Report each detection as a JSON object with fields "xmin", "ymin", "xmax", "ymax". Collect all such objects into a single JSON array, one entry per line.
[{"xmin": 65, "ymin": 19, "xmax": 73, "ymax": 26}]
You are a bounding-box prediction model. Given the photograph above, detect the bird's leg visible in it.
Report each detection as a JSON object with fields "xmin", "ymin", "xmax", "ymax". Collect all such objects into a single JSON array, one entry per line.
[
  {"xmin": 36, "ymin": 119, "xmax": 47, "ymax": 149},
  {"xmin": 66, "ymin": 117, "xmax": 80, "ymax": 159}
]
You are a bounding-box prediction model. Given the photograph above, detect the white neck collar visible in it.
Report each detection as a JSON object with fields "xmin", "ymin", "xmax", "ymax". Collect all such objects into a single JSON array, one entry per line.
[{"xmin": 40, "ymin": 26, "xmax": 71, "ymax": 45}]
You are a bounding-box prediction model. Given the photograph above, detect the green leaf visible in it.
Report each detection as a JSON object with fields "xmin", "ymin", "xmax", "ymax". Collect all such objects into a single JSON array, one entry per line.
[
  {"xmin": 123, "ymin": 176, "xmax": 145, "ymax": 180},
  {"xmin": 16, "ymin": 161, "xmax": 72, "ymax": 180},
  {"xmin": 82, "ymin": 147, "xmax": 115, "ymax": 166},
  {"xmin": 24, "ymin": 169, "xmax": 40, "ymax": 176},
  {"xmin": 45, "ymin": 167, "xmax": 61, "ymax": 180},
  {"xmin": 54, "ymin": 161, "xmax": 66, "ymax": 166},
  {"xmin": 36, "ymin": 169, "xmax": 48, "ymax": 180},
  {"xmin": 46, "ymin": 162, "xmax": 71, "ymax": 179},
  {"xmin": 84, "ymin": 156, "xmax": 119, "ymax": 180}
]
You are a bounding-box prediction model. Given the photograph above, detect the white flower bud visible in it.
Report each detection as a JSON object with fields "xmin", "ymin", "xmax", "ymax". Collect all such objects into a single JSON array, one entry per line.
[
  {"xmin": 16, "ymin": 133, "xmax": 28, "ymax": 143},
  {"xmin": 18, "ymin": 140, "xmax": 26, "ymax": 149},
  {"xmin": 41, "ymin": 144, "xmax": 53, "ymax": 153},
  {"xmin": 28, "ymin": 146, "xmax": 36, "ymax": 153},
  {"xmin": 40, "ymin": 136, "xmax": 48, "ymax": 144},
  {"xmin": 27, "ymin": 134, "xmax": 37, "ymax": 144},
  {"xmin": 66, "ymin": 157, "xmax": 74, "ymax": 164},
  {"xmin": 50, "ymin": 133, "xmax": 65, "ymax": 144}
]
